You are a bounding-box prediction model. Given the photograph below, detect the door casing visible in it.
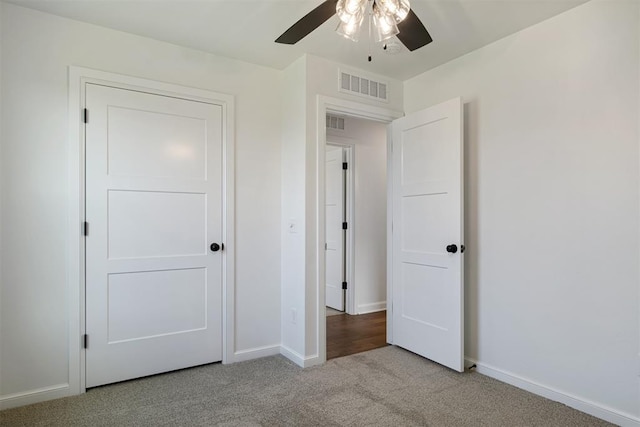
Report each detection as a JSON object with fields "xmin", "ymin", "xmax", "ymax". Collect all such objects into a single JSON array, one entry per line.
[
  {"xmin": 68, "ymin": 66, "xmax": 235, "ymax": 395},
  {"xmin": 316, "ymin": 95, "xmax": 403, "ymax": 363}
]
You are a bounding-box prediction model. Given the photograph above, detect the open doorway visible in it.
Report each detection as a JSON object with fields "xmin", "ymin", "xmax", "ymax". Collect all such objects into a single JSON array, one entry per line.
[
  {"xmin": 317, "ymin": 96, "xmax": 464, "ymax": 370},
  {"xmin": 324, "ymin": 114, "xmax": 389, "ymax": 360}
]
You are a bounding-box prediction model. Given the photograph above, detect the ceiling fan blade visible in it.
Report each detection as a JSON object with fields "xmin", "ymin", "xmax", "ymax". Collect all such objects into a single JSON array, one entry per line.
[
  {"xmin": 396, "ymin": 9, "xmax": 433, "ymax": 51},
  {"xmin": 275, "ymin": 0, "xmax": 338, "ymax": 45}
]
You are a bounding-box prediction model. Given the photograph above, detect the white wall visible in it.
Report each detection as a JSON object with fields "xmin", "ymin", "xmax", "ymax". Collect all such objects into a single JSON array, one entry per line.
[
  {"xmin": 306, "ymin": 55, "xmax": 403, "ymax": 112},
  {"xmin": 404, "ymin": 0, "xmax": 640, "ymax": 422},
  {"xmin": 280, "ymin": 55, "xmax": 402, "ymax": 365},
  {"xmin": 280, "ymin": 57, "xmax": 308, "ymax": 362},
  {"xmin": 327, "ymin": 116, "xmax": 387, "ymax": 314},
  {"xmin": 5, "ymin": 0, "xmax": 634, "ymax": 422},
  {"xmin": 279, "ymin": 53, "xmax": 398, "ymax": 363},
  {"xmin": 0, "ymin": 2, "xmax": 282, "ymax": 405},
  {"xmin": 307, "ymin": 55, "xmax": 401, "ymax": 359}
]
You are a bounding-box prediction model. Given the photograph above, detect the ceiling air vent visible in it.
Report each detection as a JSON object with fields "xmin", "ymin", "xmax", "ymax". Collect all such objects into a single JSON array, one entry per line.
[
  {"xmin": 326, "ymin": 114, "xmax": 345, "ymax": 130},
  {"xmin": 339, "ymin": 70, "xmax": 388, "ymax": 102}
]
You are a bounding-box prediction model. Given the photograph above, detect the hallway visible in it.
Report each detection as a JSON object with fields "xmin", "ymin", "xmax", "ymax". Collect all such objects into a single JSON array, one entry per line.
[{"xmin": 326, "ymin": 311, "xmax": 387, "ymax": 360}]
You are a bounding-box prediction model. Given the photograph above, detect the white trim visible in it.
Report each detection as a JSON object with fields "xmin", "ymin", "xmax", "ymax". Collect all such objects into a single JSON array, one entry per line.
[
  {"xmin": 68, "ymin": 66, "xmax": 235, "ymax": 396},
  {"xmin": 232, "ymin": 345, "xmax": 281, "ymax": 363},
  {"xmin": 316, "ymin": 95, "xmax": 402, "ymax": 366},
  {"xmin": 466, "ymin": 358, "xmax": 640, "ymax": 427},
  {"xmin": 221, "ymin": 83, "xmax": 236, "ymax": 367},
  {"xmin": 0, "ymin": 384, "xmax": 70, "ymax": 410},
  {"xmin": 68, "ymin": 67, "xmax": 84, "ymax": 397},
  {"xmin": 324, "ymin": 97, "xmax": 403, "ymax": 123},
  {"xmin": 357, "ymin": 301, "xmax": 386, "ymax": 314},
  {"xmin": 280, "ymin": 346, "xmax": 322, "ymax": 368},
  {"xmin": 385, "ymin": 125, "xmax": 394, "ymax": 344}
]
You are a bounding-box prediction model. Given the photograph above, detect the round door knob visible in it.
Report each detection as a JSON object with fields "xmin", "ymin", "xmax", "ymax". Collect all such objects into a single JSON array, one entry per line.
[
  {"xmin": 210, "ymin": 243, "xmax": 221, "ymax": 252},
  {"xmin": 446, "ymin": 244, "xmax": 458, "ymax": 254}
]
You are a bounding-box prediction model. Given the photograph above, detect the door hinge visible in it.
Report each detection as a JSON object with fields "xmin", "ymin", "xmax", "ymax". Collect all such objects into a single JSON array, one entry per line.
[
  {"xmin": 342, "ymin": 222, "xmax": 348, "ymax": 230},
  {"xmin": 83, "ymin": 108, "xmax": 88, "ymax": 124},
  {"xmin": 83, "ymin": 221, "xmax": 89, "ymax": 236},
  {"xmin": 342, "ymin": 281, "xmax": 348, "ymax": 290},
  {"xmin": 82, "ymin": 334, "xmax": 88, "ymax": 349},
  {"xmin": 342, "ymin": 162, "xmax": 348, "ymax": 170}
]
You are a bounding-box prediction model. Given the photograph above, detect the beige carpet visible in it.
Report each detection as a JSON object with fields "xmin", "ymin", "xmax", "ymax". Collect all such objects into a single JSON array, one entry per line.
[{"xmin": 0, "ymin": 346, "xmax": 612, "ymax": 426}]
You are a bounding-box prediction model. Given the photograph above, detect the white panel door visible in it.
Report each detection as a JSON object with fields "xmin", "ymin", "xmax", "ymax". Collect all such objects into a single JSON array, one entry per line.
[
  {"xmin": 325, "ymin": 146, "xmax": 345, "ymax": 311},
  {"xmin": 85, "ymin": 83, "xmax": 223, "ymax": 387},
  {"xmin": 391, "ymin": 98, "xmax": 464, "ymax": 372}
]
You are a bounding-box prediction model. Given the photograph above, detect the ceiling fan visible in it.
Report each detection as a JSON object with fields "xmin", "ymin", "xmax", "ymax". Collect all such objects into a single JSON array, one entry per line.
[{"xmin": 275, "ymin": 0, "xmax": 432, "ymax": 53}]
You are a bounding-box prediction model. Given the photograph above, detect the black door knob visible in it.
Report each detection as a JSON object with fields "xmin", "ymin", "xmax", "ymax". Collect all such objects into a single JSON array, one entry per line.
[
  {"xmin": 210, "ymin": 243, "xmax": 221, "ymax": 252},
  {"xmin": 446, "ymin": 244, "xmax": 458, "ymax": 254}
]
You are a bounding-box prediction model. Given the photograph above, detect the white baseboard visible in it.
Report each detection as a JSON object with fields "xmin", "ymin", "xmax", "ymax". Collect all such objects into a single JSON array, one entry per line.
[
  {"xmin": 465, "ymin": 358, "xmax": 640, "ymax": 427},
  {"xmin": 357, "ymin": 301, "xmax": 386, "ymax": 314},
  {"xmin": 280, "ymin": 345, "xmax": 321, "ymax": 368},
  {"xmin": 233, "ymin": 345, "xmax": 281, "ymax": 363},
  {"xmin": 0, "ymin": 383, "xmax": 70, "ymax": 410}
]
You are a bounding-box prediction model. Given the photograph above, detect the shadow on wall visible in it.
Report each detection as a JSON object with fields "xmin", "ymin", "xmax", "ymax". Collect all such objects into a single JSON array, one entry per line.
[{"xmin": 463, "ymin": 101, "xmax": 479, "ymax": 362}]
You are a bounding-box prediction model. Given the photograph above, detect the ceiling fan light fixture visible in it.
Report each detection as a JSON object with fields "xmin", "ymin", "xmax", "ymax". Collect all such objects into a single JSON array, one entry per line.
[
  {"xmin": 336, "ymin": 13, "xmax": 364, "ymax": 41},
  {"xmin": 393, "ymin": 0, "xmax": 411, "ymax": 23},
  {"xmin": 373, "ymin": 6, "xmax": 399, "ymax": 42},
  {"xmin": 336, "ymin": 0, "xmax": 367, "ymax": 23},
  {"xmin": 375, "ymin": 0, "xmax": 410, "ymax": 23},
  {"xmin": 374, "ymin": 0, "xmax": 399, "ymax": 17}
]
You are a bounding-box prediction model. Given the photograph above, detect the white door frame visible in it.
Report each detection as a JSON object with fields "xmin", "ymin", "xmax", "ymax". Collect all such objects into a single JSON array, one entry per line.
[
  {"xmin": 325, "ymin": 141, "xmax": 354, "ymax": 314},
  {"xmin": 68, "ymin": 66, "xmax": 235, "ymax": 395},
  {"xmin": 316, "ymin": 95, "xmax": 402, "ymax": 363}
]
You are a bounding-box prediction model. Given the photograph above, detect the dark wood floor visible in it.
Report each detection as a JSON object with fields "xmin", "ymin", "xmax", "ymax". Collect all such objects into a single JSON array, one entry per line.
[{"xmin": 326, "ymin": 310, "xmax": 387, "ymax": 360}]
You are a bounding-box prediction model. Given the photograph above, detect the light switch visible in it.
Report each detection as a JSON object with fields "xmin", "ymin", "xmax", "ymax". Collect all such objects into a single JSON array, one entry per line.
[{"xmin": 288, "ymin": 219, "xmax": 298, "ymax": 234}]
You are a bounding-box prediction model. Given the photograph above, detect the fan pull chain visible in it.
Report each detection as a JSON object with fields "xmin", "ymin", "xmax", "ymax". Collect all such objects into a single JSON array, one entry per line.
[{"xmin": 368, "ymin": 6, "xmax": 373, "ymax": 62}]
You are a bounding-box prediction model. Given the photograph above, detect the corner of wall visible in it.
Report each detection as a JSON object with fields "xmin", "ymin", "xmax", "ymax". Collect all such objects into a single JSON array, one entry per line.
[{"xmin": 280, "ymin": 56, "xmax": 309, "ymax": 359}]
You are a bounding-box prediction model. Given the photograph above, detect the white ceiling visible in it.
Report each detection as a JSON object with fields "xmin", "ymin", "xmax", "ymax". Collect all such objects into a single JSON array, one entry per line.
[{"xmin": 6, "ymin": 0, "xmax": 589, "ymax": 80}]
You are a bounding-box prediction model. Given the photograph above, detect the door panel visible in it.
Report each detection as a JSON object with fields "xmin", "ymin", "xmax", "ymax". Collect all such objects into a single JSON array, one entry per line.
[
  {"xmin": 85, "ymin": 83, "xmax": 223, "ymax": 387},
  {"xmin": 107, "ymin": 190, "xmax": 206, "ymax": 259},
  {"xmin": 325, "ymin": 146, "xmax": 345, "ymax": 311},
  {"xmin": 107, "ymin": 106, "xmax": 206, "ymax": 179},
  {"xmin": 391, "ymin": 97, "xmax": 464, "ymax": 372},
  {"xmin": 107, "ymin": 268, "xmax": 207, "ymax": 342}
]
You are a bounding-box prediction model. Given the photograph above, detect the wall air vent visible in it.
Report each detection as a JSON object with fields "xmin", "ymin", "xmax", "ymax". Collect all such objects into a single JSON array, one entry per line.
[
  {"xmin": 326, "ymin": 114, "xmax": 345, "ymax": 130},
  {"xmin": 339, "ymin": 70, "xmax": 388, "ymax": 102}
]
